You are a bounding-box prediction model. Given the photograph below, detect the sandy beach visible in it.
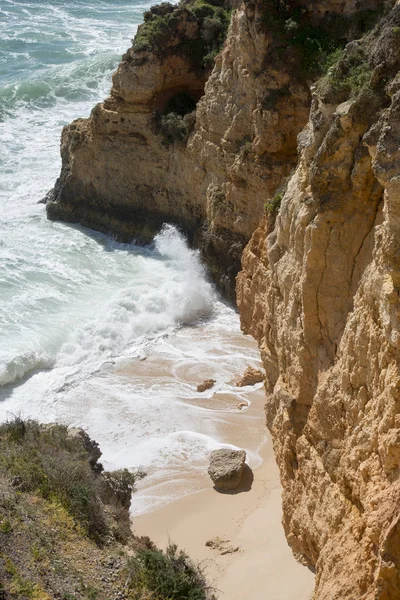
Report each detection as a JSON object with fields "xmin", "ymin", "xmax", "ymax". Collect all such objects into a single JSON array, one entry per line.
[{"xmin": 134, "ymin": 420, "xmax": 315, "ymax": 600}]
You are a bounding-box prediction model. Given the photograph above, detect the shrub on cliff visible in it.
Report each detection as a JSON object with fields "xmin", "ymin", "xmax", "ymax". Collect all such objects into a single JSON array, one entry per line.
[
  {"xmin": 257, "ymin": 0, "xmax": 385, "ymax": 79},
  {"xmin": 134, "ymin": 0, "xmax": 231, "ymax": 68},
  {"xmin": 0, "ymin": 419, "xmax": 212, "ymax": 599},
  {"xmin": 320, "ymin": 46, "xmax": 372, "ymax": 102},
  {"xmin": 156, "ymin": 109, "xmax": 196, "ymax": 144},
  {"xmin": 264, "ymin": 192, "xmax": 282, "ymax": 215},
  {"xmin": 126, "ymin": 542, "xmax": 215, "ymax": 600},
  {"xmin": 0, "ymin": 418, "xmax": 140, "ymax": 544}
]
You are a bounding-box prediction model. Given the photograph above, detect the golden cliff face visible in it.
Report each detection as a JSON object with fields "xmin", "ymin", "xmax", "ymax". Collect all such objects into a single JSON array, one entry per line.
[
  {"xmin": 46, "ymin": 0, "xmax": 312, "ymax": 296},
  {"xmin": 237, "ymin": 8, "xmax": 400, "ymax": 598}
]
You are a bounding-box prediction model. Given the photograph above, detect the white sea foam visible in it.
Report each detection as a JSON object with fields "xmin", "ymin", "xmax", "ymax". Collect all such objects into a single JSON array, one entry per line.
[
  {"xmin": 54, "ymin": 225, "xmax": 216, "ymax": 372},
  {"xmin": 0, "ymin": 351, "xmax": 54, "ymax": 386}
]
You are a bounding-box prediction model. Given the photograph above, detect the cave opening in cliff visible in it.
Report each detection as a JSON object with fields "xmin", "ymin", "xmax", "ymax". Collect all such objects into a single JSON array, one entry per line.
[
  {"xmin": 153, "ymin": 88, "xmax": 202, "ymax": 144},
  {"xmin": 155, "ymin": 88, "xmax": 202, "ymax": 116}
]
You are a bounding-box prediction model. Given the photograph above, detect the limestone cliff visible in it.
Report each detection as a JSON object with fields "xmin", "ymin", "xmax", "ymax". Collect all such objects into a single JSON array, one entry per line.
[
  {"xmin": 46, "ymin": 0, "xmax": 322, "ymax": 296},
  {"xmin": 237, "ymin": 6, "xmax": 400, "ymax": 598}
]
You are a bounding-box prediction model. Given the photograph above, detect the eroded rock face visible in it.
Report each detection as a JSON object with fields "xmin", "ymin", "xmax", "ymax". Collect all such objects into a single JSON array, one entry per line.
[
  {"xmin": 46, "ymin": 0, "xmax": 400, "ymax": 595},
  {"xmin": 208, "ymin": 448, "xmax": 246, "ymax": 489},
  {"xmin": 48, "ymin": 0, "xmax": 385, "ymax": 296},
  {"xmin": 237, "ymin": 8, "xmax": 400, "ymax": 598},
  {"xmin": 46, "ymin": 0, "xmax": 315, "ymax": 296}
]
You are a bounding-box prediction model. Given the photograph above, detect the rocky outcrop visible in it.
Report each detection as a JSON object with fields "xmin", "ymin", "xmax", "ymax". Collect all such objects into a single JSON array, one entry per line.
[
  {"xmin": 237, "ymin": 7, "xmax": 400, "ymax": 598},
  {"xmin": 46, "ymin": 0, "xmax": 320, "ymax": 296},
  {"xmin": 235, "ymin": 366, "xmax": 265, "ymax": 386},
  {"xmin": 0, "ymin": 419, "xmax": 208, "ymax": 600},
  {"xmin": 208, "ymin": 448, "xmax": 246, "ymax": 489},
  {"xmin": 197, "ymin": 378, "xmax": 216, "ymax": 392}
]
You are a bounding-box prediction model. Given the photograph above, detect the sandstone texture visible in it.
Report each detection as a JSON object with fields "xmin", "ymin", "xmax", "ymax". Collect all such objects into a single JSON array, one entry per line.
[
  {"xmin": 237, "ymin": 7, "xmax": 400, "ymax": 599},
  {"xmin": 235, "ymin": 366, "xmax": 265, "ymax": 386},
  {"xmin": 208, "ymin": 448, "xmax": 246, "ymax": 489},
  {"xmin": 47, "ymin": 0, "xmax": 316, "ymax": 296}
]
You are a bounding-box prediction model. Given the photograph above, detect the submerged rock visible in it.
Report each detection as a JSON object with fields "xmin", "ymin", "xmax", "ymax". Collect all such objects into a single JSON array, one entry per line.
[
  {"xmin": 208, "ymin": 448, "xmax": 246, "ymax": 490},
  {"xmin": 197, "ymin": 379, "xmax": 216, "ymax": 392}
]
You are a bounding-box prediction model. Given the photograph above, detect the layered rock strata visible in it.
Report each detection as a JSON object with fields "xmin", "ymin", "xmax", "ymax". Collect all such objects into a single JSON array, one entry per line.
[
  {"xmin": 237, "ymin": 7, "xmax": 400, "ymax": 598},
  {"xmin": 47, "ymin": 0, "xmax": 318, "ymax": 295}
]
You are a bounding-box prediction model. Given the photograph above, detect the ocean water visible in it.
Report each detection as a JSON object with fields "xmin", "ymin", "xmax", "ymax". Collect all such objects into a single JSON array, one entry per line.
[{"xmin": 0, "ymin": 0, "xmax": 265, "ymax": 513}]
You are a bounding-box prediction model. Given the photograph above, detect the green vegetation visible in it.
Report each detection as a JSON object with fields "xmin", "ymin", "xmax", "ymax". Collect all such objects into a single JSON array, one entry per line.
[
  {"xmin": 126, "ymin": 542, "xmax": 215, "ymax": 600},
  {"xmin": 0, "ymin": 518, "xmax": 12, "ymax": 534},
  {"xmin": 133, "ymin": 0, "xmax": 231, "ymax": 68},
  {"xmin": 0, "ymin": 418, "xmax": 138, "ymax": 544},
  {"xmin": 156, "ymin": 109, "xmax": 196, "ymax": 144},
  {"xmin": 137, "ymin": 0, "xmax": 232, "ymax": 144},
  {"xmin": 134, "ymin": 4, "xmax": 175, "ymax": 52},
  {"xmin": 257, "ymin": 1, "xmax": 382, "ymax": 79},
  {"xmin": 154, "ymin": 91, "xmax": 197, "ymax": 145},
  {"xmin": 265, "ymin": 192, "xmax": 282, "ymax": 215},
  {"xmin": 0, "ymin": 418, "xmax": 212, "ymax": 600},
  {"xmin": 3, "ymin": 557, "xmax": 43, "ymax": 600},
  {"xmin": 322, "ymin": 47, "xmax": 372, "ymax": 98}
]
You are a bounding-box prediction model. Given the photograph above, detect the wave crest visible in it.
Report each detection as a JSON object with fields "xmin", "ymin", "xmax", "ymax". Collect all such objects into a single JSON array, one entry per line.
[
  {"xmin": 0, "ymin": 351, "xmax": 54, "ymax": 387},
  {"xmin": 56, "ymin": 225, "xmax": 217, "ymax": 368}
]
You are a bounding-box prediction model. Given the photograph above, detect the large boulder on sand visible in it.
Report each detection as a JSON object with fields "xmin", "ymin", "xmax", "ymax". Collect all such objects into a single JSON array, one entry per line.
[
  {"xmin": 208, "ymin": 449, "xmax": 246, "ymax": 490},
  {"xmin": 235, "ymin": 366, "xmax": 265, "ymax": 387}
]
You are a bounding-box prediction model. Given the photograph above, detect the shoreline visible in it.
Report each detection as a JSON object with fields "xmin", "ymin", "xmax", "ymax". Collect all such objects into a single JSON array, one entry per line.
[{"xmin": 133, "ymin": 434, "xmax": 315, "ymax": 600}]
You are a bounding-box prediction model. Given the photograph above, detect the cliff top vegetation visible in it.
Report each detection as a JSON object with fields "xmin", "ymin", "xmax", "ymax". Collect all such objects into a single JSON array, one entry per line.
[
  {"xmin": 0, "ymin": 418, "xmax": 213, "ymax": 600},
  {"xmin": 133, "ymin": 0, "xmax": 232, "ymax": 67}
]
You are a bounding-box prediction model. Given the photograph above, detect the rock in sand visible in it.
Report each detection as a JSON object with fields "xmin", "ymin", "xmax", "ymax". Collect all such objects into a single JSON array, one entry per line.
[
  {"xmin": 235, "ymin": 366, "xmax": 265, "ymax": 387},
  {"xmin": 197, "ymin": 379, "xmax": 216, "ymax": 392},
  {"xmin": 208, "ymin": 448, "xmax": 246, "ymax": 490}
]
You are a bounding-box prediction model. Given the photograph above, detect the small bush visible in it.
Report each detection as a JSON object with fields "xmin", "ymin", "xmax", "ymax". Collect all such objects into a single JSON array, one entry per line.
[
  {"xmin": 202, "ymin": 15, "xmax": 224, "ymax": 44},
  {"xmin": 126, "ymin": 542, "xmax": 214, "ymax": 600},
  {"xmin": 156, "ymin": 107, "xmax": 196, "ymax": 145},
  {"xmin": 134, "ymin": 1, "xmax": 231, "ymax": 67},
  {"xmin": 320, "ymin": 46, "xmax": 372, "ymax": 100},
  {"xmin": 0, "ymin": 518, "xmax": 12, "ymax": 534},
  {"xmin": 265, "ymin": 193, "xmax": 282, "ymax": 215},
  {"xmin": 257, "ymin": 0, "xmax": 383, "ymax": 79},
  {"xmin": 160, "ymin": 112, "xmax": 188, "ymax": 143},
  {"xmin": 134, "ymin": 8, "xmax": 174, "ymax": 50},
  {"xmin": 5, "ymin": 416, "xmax": 27, "ymax": 443},
  {"xmin": 102, "ymin": 468, "xmax": 142, "ymax": 509}
]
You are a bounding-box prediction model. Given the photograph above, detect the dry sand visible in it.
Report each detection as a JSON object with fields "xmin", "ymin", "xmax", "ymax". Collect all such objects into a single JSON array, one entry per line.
[{"xmin": 134, "ymin": 436, "xmax": 315, "ymax": 600}]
